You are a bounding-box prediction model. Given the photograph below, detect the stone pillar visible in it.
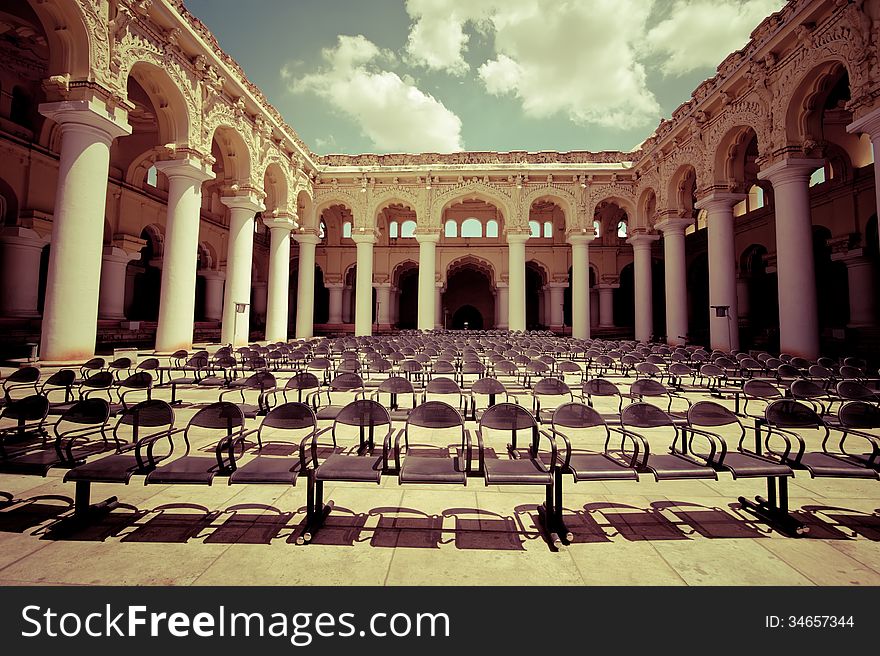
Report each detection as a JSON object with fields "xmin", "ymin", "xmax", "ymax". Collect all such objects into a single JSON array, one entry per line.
[
  {"xmin": 541, "ymin": 288, "xmax": 551, "ymax": 326},
  {"xmin": 496, "ymin": 283, "xmax": 509, "ymax": 330},
  {"xmin": 567, "ymin": 232, "xmax": 592, "ymax": 339},
  {"xmin": 831, "ymin": 249, "xmax": 877, "ymax": 327},
  {"xmin": 264, "ymin": 214, "xmax": 296, "ymax": 341},
  {"xmin": 597, "ymin": 284, "xmax": 618, "ymax": 328},
  {"xmin": 327, "ymin": 283, "xmax": 344, "ymax": 324},
  {"xmin": 38, "ymin": 99, "xmax": 131, "ymax": 360},
  {"xmin": 98, "ymin": 246, "xmax": 138, "ymax": 320},
  {"xmin": 293, "ymin": 230, "xmax": 320, "ymax": 340},
  {"xmin": 390, "ymin": 287, "xmax": 399, "ymax": 326},
  {"xmin": 656, "ymin": 217, "xmax": 691, "ymax": 347},
  {"xmin": 219, "ymin": 193, "xmax": 264, "ymax": 345},
  {"xmin": 695, "ymin": 192, "xmax": 745, "ymax": 352},
  {"xmin": 342, "ymin": 286, "xmax": 352, "ymax": 323},
  {"xmin": 548, "ymin": 283, "xmax": 565, "ymax": 330},
  {"xmin": 352, "ymin": 233, "xmax": 376, "ymax": 336},
  {"xmin": 847, "ymin": 108, "xmax": 880, "ymax": 252},
  {"xmin": 416, "ymin": 233, "xmax": 439, "ymax": 330},
  {"xmin": 153, "ymin": 156, "xmax": 215, "ymax": 353},
  {"xmin": 201, "ymin": 270, "xmax": 225, "ymax": 322},
  {"xmin": 376, "ymin": 283, "xmax": 392, "ymax": 326},
  {"xmin": 507, "ymin": 232, "xmax": 529, "ymax": 332},
  {"xmin": 0, "ymin": 227, "xmax": 45, "ymax": 318},
  {"xmin": 435, "ymin": 282, "xmax": 443, "ymax": 330},
  {"xmin": 628, "ymin": 233, "xmax": 659, "ymax": 343},
  {"xmin": 758, "ymin": 158, "xmax": 824, "ymax": 359}
]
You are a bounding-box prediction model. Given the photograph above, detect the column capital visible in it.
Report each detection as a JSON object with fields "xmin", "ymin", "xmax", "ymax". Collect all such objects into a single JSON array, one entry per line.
[
  {"xmin": 495, "ymin": 282, "xmax": 508, "ymax": 289},
  {"xmin": 847, "ymin": 106, "xmax": 880, "ymax": 139},
  {"xmin": 596, "ymin": 282, "xmax": 620, "ymax": 290},
  {"xmin": 627, "ymin": 232, "xmax": 660, "ymax": 249},
  {"xmin": 101, "ymin": 245, "xmax": 139, "ymax": 265},
  {"xmin": 655, "ymin": 217, "xmax": 692, "ymax": 235},
  {"xmin": 39, "ymin": 98, "xmax": 131, "ymax": 141},
  {"xmin": 757, "ymin": 157, "xmax": 825, "ymax": 184},
  {"xmin": 199, "ymin": 268, "xmax": 225, "ymax": 280},
  {"xmin": 221, "ymin": 192, "xmax": 265, "ymax": 214},
  {"xmin": 566, "ymin": 229, "xmax": 595, "ymax": 245},
  {"xmin": 293, "ymin": 230, "xmax": 321, "ymax": 245},
  {"xmin": 830, "ymin": 247, "xmax": 873, "ymax": 266},
  {"xmin": 264, "ymin": 212, "xmax": 298, "ymax": 232},
  {"xmin": 694, "ymin": 191, "xmax": 746, "ymax": 211},
  {"xmin": 351, "ymin": 231, "xmax": 378, "ymax": 244},
  {"xmin": 0, "ymin": 226, "xmax": 47, "ymax": 249},
  {"xmin": 505, "ymin": 230, "xmax": 530, "ymax": 244},
  {"xmin": 374, "ymin": 282, "xmax": 392, "ymax": 289},
  {"xmin": 546, "ymin": 282, "xmax": 568, "ymax": 289},
  {"xmin": 154, "ymin": 156, "xmax": 215, "ymax": 184},
  {"xmin": 414, "ymin": 231, "xmax": 440, "ymax": 244},
  {"xmin": 325, "ymin": 282, "xmax": 345, "ymax": 289}
]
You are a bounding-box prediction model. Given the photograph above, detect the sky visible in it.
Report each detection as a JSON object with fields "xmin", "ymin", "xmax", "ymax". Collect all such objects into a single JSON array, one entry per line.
[{"xmin": 185, "ymin": 0, "xmax": 786, "ymax": 155}]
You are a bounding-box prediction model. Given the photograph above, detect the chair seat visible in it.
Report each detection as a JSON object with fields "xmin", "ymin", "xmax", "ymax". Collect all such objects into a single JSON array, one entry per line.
[
  {"xmin": 483, "ymin": 458, "xmax": 552, "ymax": 485},
  {"xmin": 47, "ymin": 402, "xmax": 78, "ymax": 416},
  {"xmin": 718, "ymin": 452, "xmax": 792, "ymax": 479},
  {"xmin": 315, "ymin": 405, "xmax": 345, "ymax": 421},
  {"xmin": 198, "ymin": 376, "xmax": 228, "ymax": 388},
  {"xmin": 400, "ymin": 455, "xmax": 466, "ymax": 484},
  {"xmin": 0, "ymin": 442, "xmax": 109, "ymax": 474},
  {"xmin": 797, "ymin": 452, "xmax": 879, "ymax": 479},
  {"xmin": 64, "ymin": 454, "xmax": 143, "ymax": 484},
  {"xmin": 315, "ymin": 453, "xmax": 383, "ymax": 483},
  {"xmin": 387, "ymin": 408, "xmax": 413, "ymax": 422},
  {"xmin": 229, "ymin": 456, "xmax": 300, "ymax": 485},
  {"xmin": 568, "ymin": 453, "xmax": 639, "ymax": 481},
  {"xmin": 643, "ymin": 454, "xmax": 717, "ymax": 480},
  {"xmin": 145, "ymin": 456, "xmax": 221, "ymax": 485},
  {"xmin": 235, "ymin": 403, "xmax": 260, "ymax": 419}
]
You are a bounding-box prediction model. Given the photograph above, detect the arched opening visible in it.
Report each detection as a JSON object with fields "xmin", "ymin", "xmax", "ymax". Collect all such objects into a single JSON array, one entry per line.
[
  {"xmin": 615, "ymin": 263, "xmax": 634, "ymax": 330},
  {"xmin": 525, "ymin": 262, "xmax": 545, "ymax": 329},
  {"xmin": 813, "ymin": 225, "xmax": 849, "ymax": 332},
  {"xmin": 451, "ymin": 305, "xmax": 483, "ymax": 330},
  {"xmin": 445, "ymin": 259, "xmax": 495, "ymax": 330},
  {"xmin": 393, "ymin": 261, "xmax": 419, "ymax": 329},
  {"xmin": 37, "ymin": 243, "xmax": 50, "ymax": 315},
  {"xmin": 125, "ymin": 227, "xmax": 163, "ymax": 321},
  {"xmin": 740, "ymin": 244, "xmax": 778, "ymax": 351}
]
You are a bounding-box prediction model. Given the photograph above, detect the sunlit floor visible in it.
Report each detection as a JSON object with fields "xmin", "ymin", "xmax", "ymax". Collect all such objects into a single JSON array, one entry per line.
[{"xmin": 1, "ymin": 357, "xmax": 878, "ymax": 587}]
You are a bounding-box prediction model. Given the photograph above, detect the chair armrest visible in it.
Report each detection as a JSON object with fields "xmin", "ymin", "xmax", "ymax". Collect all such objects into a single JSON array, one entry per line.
[
  {"xmin": 536, "ymin": 428, "xmax": 556, "ymax": 472},
  {"xmin": 834, "ymin": 427, "xmax": 880, "ymax": 465},
  {"xmin": 474, "ymin": 428, "xmax": 486, "ymax": 473},
  {"xmin": 608, "ymin": 425, "xmax": 650, "ymax": 469},
  {"xmin": 300, "ymin": 425, "xmax": 333, "ymax": 470},
  {"xmin": 391, "ymin": 428, "xmax": 405, "ymax": 472},
  {"xmin": 540, "ymin": 427, "xmax": 570, "ymax": 470},
  {"xmin": 135, "ymin": 427, "xmax": 185, "ymax": 470},
  {"xmin": 683, "ymin": 426, "xmax": 726, "ymax": 466},
  {"xmin": 764, "ymin": 426, "xmax": 805, "ymax": 464},
  {"xmin": 463, "ymin": 429, "xmax": 473, "ymax": 473}
]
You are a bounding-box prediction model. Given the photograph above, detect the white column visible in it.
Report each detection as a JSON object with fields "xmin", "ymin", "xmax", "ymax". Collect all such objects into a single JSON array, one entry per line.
[
  {"xmin": 434, "ymin": 282, "xmax": 443, "ymax": 330},
  {"xmin": 695, "ymin": 193, "xmax": 745, "ymax": 352},
  {"xmin": 38, "ymin": 99, "xmax": 131, "ymax": 361},
  {"xmin": 264, "ymin": 214, "xmax": 296, "ymax": 341},
  {"xmin": 597, "ymin": 284, "xmax": 617, "ymax": 328},
  {"xmin": 758, "ymin": 158, "xmax": 824, "ymax": 359},
  {"xmin": 496, "ymin": 283, "xmax": 509, "ymax": 329},
  {"xmin": 352, "ymin": 233, "xmax": 376, "ymax": 336},
  {"xmin": 153, "ymin": 156, "xmax": 215, "ymax": 352},
  {"xmin": 342, "ymin": 286, "xmax": 352, "ymax": 323},
  {"xmin": 507, "ymin": 232, "xmax": 529, "ymax": 332},
  {"xmin": 98, "ymin": 246, "xmax": 138, "ymax": 320},
  {"xmin": 655, "ymin": 217, "xmax": 691, "ymax": 347},
  {"xmin": 628, "ymin": 233, "xmax": 659, "ymax": 343},
  {"xmin": 0, "ymin": 227, "xmax": 45, "ymax": 318},
  {"xmin": 847, "ymin": 108, "xmax": 880, "ymax": 252},
  {"xmin": 831, "ymin": 250, "xmax": 877, "ymax": 327},
  {"xmin": 567, "ymin": 232, "xmax": 592, "ymax": 339},
  {"xmin": 416, "ymin": 233, "xmax": 439, "ymax": 330},
  {"xmin": 327, "ymin": 283, "xmax": 344, "ymax": 324},
  {"xmin": 293, "ymin": 230, "xmax": 321, "ymax": 339},
  {"xmin": 220, "ymin": 193, "xmax": 264, "ymax": 346},
  {"xmin": 376, "ymin": 283, "xmax": 392, "ymax": 326},
  {"xmin": 201, "ymin": 270, "xmax": 225, "ymax": 322},
  {"xmin": 548, "ymin": 282, "xmax": 565, "ymax": 330},
  {"xmin": 391, "ymin": 287, "xmax": 399, "ymax": 326}
]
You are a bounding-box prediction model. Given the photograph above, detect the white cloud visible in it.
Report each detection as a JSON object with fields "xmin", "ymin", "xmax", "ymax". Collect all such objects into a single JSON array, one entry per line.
[
  {"xmin": 287, "ymin": 35, "xmax": 463, "ymax": 153},
  {"xmin": 645, "ymin": 0, "xmax": 786, "ymax": 75},
  {"xmin": 407, "ymin": 0, "xmax": 662, "ymax": 130}
]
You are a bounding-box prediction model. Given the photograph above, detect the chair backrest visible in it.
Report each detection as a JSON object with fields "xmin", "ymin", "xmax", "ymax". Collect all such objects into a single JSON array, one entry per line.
[
  {"xmin": 4, "ymin": 366, "xmax": 40, "ymax": 385},
  {"xmin": 119, "ymin": 372, "xmax": 153, "ymax": 389},
  {"xmin": 425, "ymin": 376, "xmax": 461, "ymax": 395},
  {"xmin": 82, "ymin": 371, "xmax": 115, "ymax": 389},
  {"xmin": 470, "ymin": 377, "xmax": 506, "ymax": 396},
  {"xmin": 44, "ymin": 369, "xmax": 76, "ymax": 387},
  {"xmin": 837, "ymin": 401, "xmax": 880, "ymax": 430},
  {"xmin": 116, "ymin": 399, "xmax": 174, "ymax": 430},
  {"xmin": 551, "ymin": 402, "xmax": 605, "ymax": 430},
  {"xmin": 138, "ymin": 358, "xmax": 160, "ymax": 371},
  {"xmin": 479, "ymin": 402, "xmax": 538, "ymax": 454},
  {"xmin": 406, "ymin": 401, "xmax": 464, "ymax": 431},
  {"xmin": 55, "ymin": 398, "xmax": 111, "ymax": 436},
  {"xmin": 838, "ymin": 365, "xmax": 864, "ymax": 380},
  {"xmin": 1, "ymin": 394, "xmax": 49, "ymax": 422},
  {"xmin": 629, "ymin": 378, "xmax": 669, "ymax": 397},
  {"xmin": 743, "ymin": 379, "xmax": 782, "ymax": 399},
  {"xmin": 261, "ymin": 401, "xmax": 317, "ymax": 432},
  {"xmin": 533, "ymin": 377, "xmax": 571, "ymax": 397},
  {"xmin": 621, "ymin": 402, "xmax": 672, "ymax": 429},
  {"xmin": 109, "ymin": 357, "xmax": 132, "ymax": 370},
  {"xmin": 583, "ymin": 378, "xmax": 620, "ymax": 397},
  {"xmin": 765, "ymin": 400, "xmax": 822, "ymax": 428},
  {"xmin": 687, "ymin": 401, "xmax": 738, "ymax": 428},
  {"xmin": 790, "ymin": 379, "xmax": 826, "ymax": 400},
  {"xmin": 242, "ymin": 371, "xmax": 277, "ymax": 390},
  {"xmin": 188, "ymin": 401, "xmax": 245, "ymax": 433},
  {"xmin": 376, "ymin": 376, "xmax": 415, "ymax": 395},
  {"xmin": 329, "ymin": 373, "xmax": 365, "ymax": 391},
  {"xmin": 835, "ymin": 380, "xmax": 876, "ymax": 401}
]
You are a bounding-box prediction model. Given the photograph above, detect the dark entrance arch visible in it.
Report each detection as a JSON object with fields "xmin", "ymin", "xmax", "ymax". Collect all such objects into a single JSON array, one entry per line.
[
  {"xmin": 452, "ymin": 305, "xmax": 483, "ymax": 330},
  {"xmin": 445, "ymin": 261, "xmax": 494, "ymax": 329}
]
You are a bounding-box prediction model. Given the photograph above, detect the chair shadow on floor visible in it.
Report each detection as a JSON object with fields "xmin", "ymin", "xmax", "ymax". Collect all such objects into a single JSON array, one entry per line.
[{"xmin": 4, "ymin": 490, "xmax": 878, "ymax": 547}]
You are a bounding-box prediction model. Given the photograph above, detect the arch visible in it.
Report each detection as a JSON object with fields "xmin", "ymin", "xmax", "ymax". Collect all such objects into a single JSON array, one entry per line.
[
  {"xmin": 370, "ymin": 187, "xmax": 421, "ymax": 225},
  {"xmin": 197, "ymin": 241, "xmax": 217, "ymax": 270},
  {"xmin": 445, "ymin": 254, "xmax": 496, "ymax": 287},
  {"xmin": 295, "ymin": 188, "xmax": 314, "ymax": 229},
  {"xmin": 0, "ymin": 176, "xmax": 20, "ymax": 226},
  {"xmin": 126, "ymin": 61, "xmax": 191, "ymax": 145},
  {"xmin": 711, "ymin": 124, "xmax": 760, "ymax": 187},
  {"xmin": 526, "ymin": 259, "xmax": 550, "ymax": 287},
  {"xmin": 445, "ymin": 262, "xmax": 495, "ymax": 329},
  {"xmin": 665, "ymin": 164, "xmax": 698, "ymax": 216},
  {"xmin": 636, "ymin": 187, "xmax": 657, "ymax": 228},
  {"xmin": 784, "ymin": 59, "xmax": 851, "ymax": 147},
  {"xmin": 210, "ymin": 124, "xmax": 253, "ymax": 186},
  {"xmin": 140, "ymin": 223, "xmax": 164, "ymax": 258},
  {"xmin": 522, "ymin": 186, "xmax": 577, "ymax": 231},
  {"xmin": 432, "ymin": 181, "xmax": 513, "ymax": 228},
  {"xmin": 460, "ymin": 217, "xmax": 483, "ymax": 238},
  {"xmin": 589, "ymin": 190, "xmax": 636, "ymax": 228},
  {"xmin": 263, "ymin": 161, "xmax": 289, "ymax": 214},
  {"xmin": 27, "ymin": 0, "xmax": 92, "ymax": 81}
]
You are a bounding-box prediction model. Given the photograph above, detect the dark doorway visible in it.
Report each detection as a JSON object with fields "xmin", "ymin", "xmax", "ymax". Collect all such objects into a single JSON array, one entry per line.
[
  {"xmin": 687, "ymin": 253, "xmax": 709, "ymax": 346},
  {"xmin": 445, "ymin": 263, "xmax": 494, "ymax": 328},
  {"xmin": 397, "ymin": 268, "xmax": 418, "ymax": 328},
  {"xmin": 452, "ymin": 305, "xmax": 483, "ymax": 330},
  {"xmin": 126, "ymin": 228, "xmax": 162, "ymax": 321}
]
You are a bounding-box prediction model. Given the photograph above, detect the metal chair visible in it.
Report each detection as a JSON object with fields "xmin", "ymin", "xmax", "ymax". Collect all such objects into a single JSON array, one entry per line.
[{"xmin": 396, "ymin": 401, "xmax": 469, "ymax": 485}]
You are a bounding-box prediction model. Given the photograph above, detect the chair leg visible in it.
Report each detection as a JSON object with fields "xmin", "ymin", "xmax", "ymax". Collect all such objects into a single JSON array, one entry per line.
[
  {"xmin": 298, "ymin": 475, "xmax": 331, "ymax": 545},
  {"xmin": 738, "ymin": 476, "xmax": 808, "ymax": 537},
  {"xmin": 536, "ymin": 481, "xmax": 564, "ymax": 551},
  {"xmin": 52, "ymin": 481, "xmax": 119, "ymax": 533}
]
